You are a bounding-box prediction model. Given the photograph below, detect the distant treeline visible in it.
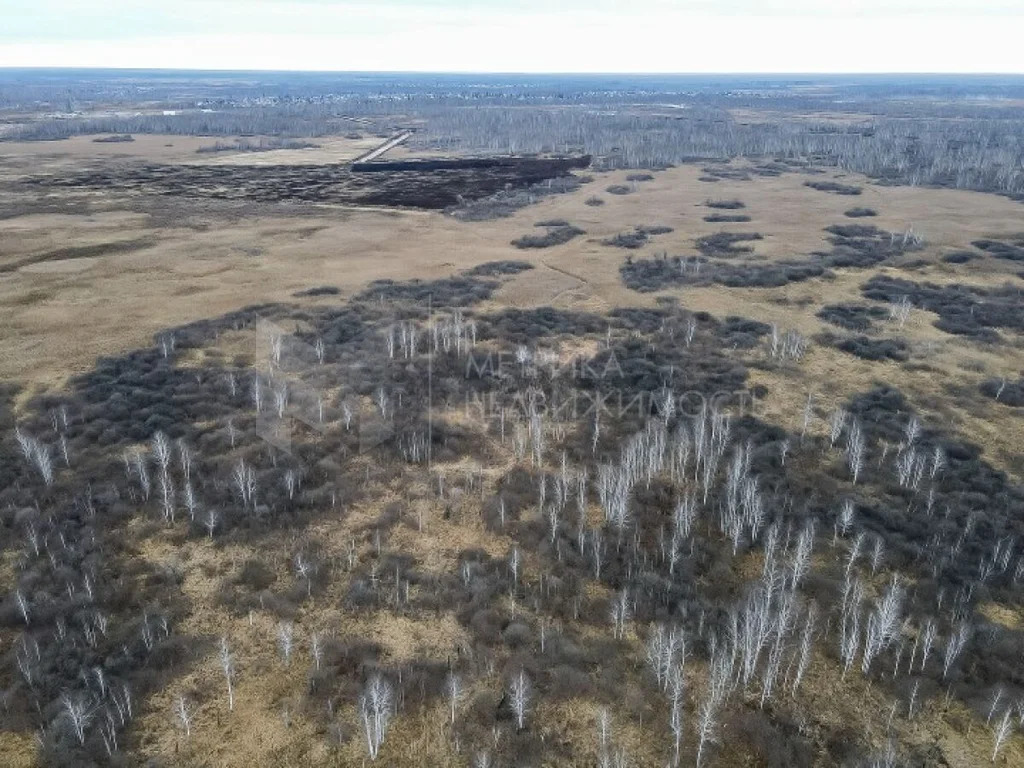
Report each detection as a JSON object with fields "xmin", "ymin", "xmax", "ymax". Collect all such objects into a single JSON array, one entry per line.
[{"xmin": 4, "ymin": 75, "xmax": 1023, "ymax": 198}]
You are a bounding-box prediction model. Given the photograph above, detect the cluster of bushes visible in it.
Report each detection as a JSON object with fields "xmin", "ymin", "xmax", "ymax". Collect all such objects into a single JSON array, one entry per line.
[
  {"xmin": 704, "ymin": 213, "xmax": 751, "ymax": 223},
  {"xmin": 943, "ymin": 250, "xmax": 978, "ymax": 264},
  {"xmin": 357, "ymin": 276, "xmax": 498, "ymax": 307},
  {"xmin": 602, "ymin": 226, "xmax": 673, "ymax": 250},
  {"xmin": 816, "ymin": 224, "xmax": 922, "ymax": 269},
  {"xmin": 465, "ymin": 260, "xmax": 534, "ymax": 277},
  {"xmin": 704, "ymin": 199, "xmax": 745, "ymax": 210},
  {"xmin": 511, "ymin": 224, "xmax": 584, "ymax": 249},
  {"xmin": 92, "ymin": 134, "xmax": 135, "ymax": 143},
  {"xmin": 720, "ymin": 316, "xmax": 772, "ymax": 348},
  {"xmin": 605, "ymin": 184, "xmax": 632, "ymax": 195},
  {"xmin": 196, "ymin": 137, "xmax": 320, "ymax": 154},
  {"xmin": 804, "ymin": 180, "xmax": 862, "ymax": 195},
  {"xmin": 979, "ymin": 377, "xmax": 1024, "ymax": 407},
  {"xmin": 293, "ymin": 285, "xmax": 341, "ymax": 297},
  {"xmin": 701, "ymin": 165, "xmax": 752, "ymax": 182},
  {"xmin": 450, "ymin": 175, "xmax": 587, "ymax": 221},
  {"xmin": 817, "ymin": 303, "xmax": 888, "ymax": 331},
  {"xmin": 862, "ymin": 274, "xmax": 1024, "ymax": 341},
  {"xmin": 819, "ymin": 332, "xmax": 910, "ymax": 362},
  {"xmin": 478, "ymin": 307, "xmax": 606, "ymax": 344},
  {"xmin": 972, "ymin": 237, "xmax": 1024, "ymax": 262},
  {"xmin": 696, "ymin": 231, "xmax": 763, "ymax": 258},
  {"xmin": 843, "ymin": 207, "xmax": 877, "ymax": 217},
  {"xmin": 621, "ymin": 255, "xmax": 826, "ymax": 291},
  {"xmin": 843, "ymin": 385, "xmax": 1024, "ymax": 599}
]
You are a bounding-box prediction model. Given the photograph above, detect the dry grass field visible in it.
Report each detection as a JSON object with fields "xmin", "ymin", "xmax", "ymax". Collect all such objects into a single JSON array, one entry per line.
[
  {"xmin": 1, "ymin": 117, "xmax": 1023, "ymax": 768},
  {"xmin": 2, "ymin": 140, "xmax": 1021, "ymax": 473}
]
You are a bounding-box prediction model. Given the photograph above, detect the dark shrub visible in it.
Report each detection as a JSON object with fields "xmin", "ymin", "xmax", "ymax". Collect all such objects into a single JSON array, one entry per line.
[
  {"xmin": 844, "ymin": 207, "xmax": 877, "ymax": 217},
  {"xmin": 547, "ymin": 665, "xmax": 593, "ymax": 699},
  {"xmin": 729, "ymin": 709, "xmax": 816, "ymax": 768},
  {"xmin": 235, "ymin": 559, "xmax": 277, "ymax": 591},
  {"xmin": 862, "ymin": 274, "xmax": 1024, "ymax": 340},
  {"xmin": 621, "ymin": 256, "xmax": 826, "ymax": 292},
  {"xmin": 603, "ymin": 230, "xmax": 649, "ymax": 249},
  {"xmin": 704, "ymin": 213, "xmax": 752, "ymax": 223},
  {"xmin": 584, "ymin": 196, "xmax": 605, "ymax": 206},
  {"xmin": 805, "ymin": 180, "xmax": 862, "ymax": 195},
  {"xmin": 293, "ymin": 285, "xmax": 340, "ymax": 297},
  {"xmin": 606, "ymin": 184, "xmax": 631, "ymax": 195},
  {"xmin": 512, "ymin": 225, "xmax": 584, "ymax": 249},
  {"xmin": 466, "ymin": 260, "xmax": 534, "ymax": 277},
  {"xmin": 722, "ymin": 316, "xmax": 772, "ymax": 348},
  {"xmin": 972, "ymin": 238, "xmax": 1024, "ymax": 261},
  {"xmin": 820, "ymin": 332, "xmax": 910, "ymax": 362},
  {"xmin": 357, "ymin": 276, "xmax": 497, "ymax": 307},
  {"xmin": 625, "ymin": 173, "xmax": 655, "ymax": 182},
  {"xmin": 979, "ymin": 377, "xmax": 1024, "ymax": 406},
  {"xmin": 818, "ymin": 224, "xmax": 921, "ymax": 269},
  {"xmin": 943, "ymin": 250, "xmax": 977, "ymax": 264},
  {"xmin": 704, "ymin": 199, "xmax": 745, "ymax": 209},
  {"xmin": 817, "ymin": 303, "xmax": 888, "ymax": 331},
  {"xmin": 481, "ymin": 307, "xmax": 605, "ymax": 343},
  {"xmin": 92, "ymin": 134, "xmax": 135, "ymax": 143},
  {"xmin": 696, "ymin": 232, "xmax": 763, "ymax": 257}
]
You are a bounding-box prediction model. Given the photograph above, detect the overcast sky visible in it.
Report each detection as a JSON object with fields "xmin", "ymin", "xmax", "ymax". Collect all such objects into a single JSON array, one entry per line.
[{"xmin": 1, "ymin": 1, "xmax": 1021, "ymax": 73}]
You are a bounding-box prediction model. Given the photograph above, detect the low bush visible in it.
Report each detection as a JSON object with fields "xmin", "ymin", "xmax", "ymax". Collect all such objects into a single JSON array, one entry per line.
[
  {"xmin": 816, "ymin": 223, "xmax": 921, "ymax": 269},
  {"xmin": 466, "ymin": 260, "xmax": 534, "ymax": 277},
  {"xmin": 704, "ymin": 213, "xmax": 752, "ymax": 223},
  {"xmin": 625, "ymin": 173, "xmax": 655, "ymax": 182},
  {"xmin": 721, "ymin": 316, "xmax": 772, "ymax": 348},
  {"xmin": 705, "ymin": 199, "xmax": 745, "ymax": 209},
  {"xmin": 702, "ymin": 165, "xmax": 752, "ymax": 181},
  {"xmin": 844, "ymin": 207, "xmax": 877, "ymax": 217},
  {"xmin": 820, "ymin": 332, "xmax": 910, "ymax": 362},
  {"xmin": 805, "ymin": 180, "xmax": 862, "ymax": 195},
  {"xmin": 817, "ymin": 303, "xmax": 888, "ymax": 331},
  {"xmin": 293, "ymin": 285, "xmax": 340, "ymax": 297},
  {"xmin": 943, "ymin": 250, "xmax": 977, "ymax": 264},
  {"xmin": 512, "ymin": 225, "xmax": 584, "ymax": 249},
  {"xmin": 606, "ymin": 184, "xmax": 631, "ymax": 195},
  {"xmin": 862, "ymin": 274, "xmax": 1024, "ymax": 340},
  {"xmin": 584, "ymin": 196, "xmax": 605, "ymax": 206},
  {"xmin": 358, "ymin": 276, "xmax": 497, "ymax": 307},
  {"xmin": 972, "ymin": 238, "xmax": 1024, "ymax": 261},
  {"xmin": 979, "ymin": 377, "xmax": 1024, "ymax": 406},
  {"xmin": 600, "ymin": 225, "xmax": 672, "ymax": 250},
  {"xmin": 696, "ymin": 231, "xmax": 763, "ymax": 257},
  {"xmin": 92, "ymin": 134, "xmax": 135, "ymax": 143},
  {"xmin": 480, "ymin": 307, "xmax": 605, "ymax": 343},
  {"xmin": 621, "ymin": 256, "xmax": 826, "ymax": 292}
]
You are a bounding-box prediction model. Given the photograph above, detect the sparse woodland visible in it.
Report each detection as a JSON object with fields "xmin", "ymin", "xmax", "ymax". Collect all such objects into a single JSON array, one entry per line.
[
  {"xmin": 2, "ymin": 257, "xmax": 1023, "ymax": 766},
  {"xmin": 0, "ymin": 72, "xmax": 1023, "ymax": 768}
]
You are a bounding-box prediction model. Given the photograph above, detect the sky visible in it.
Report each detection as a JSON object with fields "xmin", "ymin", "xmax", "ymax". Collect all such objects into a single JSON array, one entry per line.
[{"xmin": 0, "ymin": 1, "xmax": 1021, "ymax": 73}]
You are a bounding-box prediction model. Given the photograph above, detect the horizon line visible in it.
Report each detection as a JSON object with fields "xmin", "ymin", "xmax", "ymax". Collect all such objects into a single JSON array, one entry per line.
[{"xmin": 2, "ymin": 67, "xmax": 1023, "ymax": 77}]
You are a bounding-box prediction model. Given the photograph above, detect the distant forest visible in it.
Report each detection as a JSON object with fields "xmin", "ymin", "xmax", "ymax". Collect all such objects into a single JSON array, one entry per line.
[{"xmin": 2, "ymin": 70, "xmax": 1023, "ymax": 198}]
